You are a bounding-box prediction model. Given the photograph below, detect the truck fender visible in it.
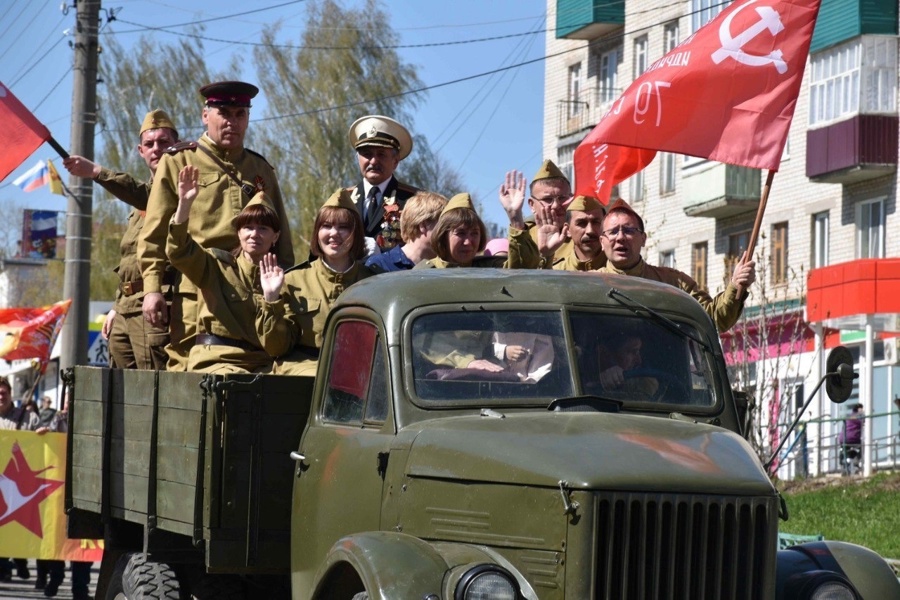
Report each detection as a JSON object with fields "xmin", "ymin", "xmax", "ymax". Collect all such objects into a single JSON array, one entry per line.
[
  {"xmin": 776, "ymin": 541, "xmax": 900, "ymax": 600},
  {"xmin": 311, "ymin": 531, "xmax": 449, "ymax": 600}
]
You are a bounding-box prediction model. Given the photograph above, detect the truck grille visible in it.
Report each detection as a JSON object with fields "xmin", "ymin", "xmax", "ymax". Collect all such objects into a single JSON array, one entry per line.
[{"xmin": 594, "ymin": 492, "xmax": 777, "ymax": 600}]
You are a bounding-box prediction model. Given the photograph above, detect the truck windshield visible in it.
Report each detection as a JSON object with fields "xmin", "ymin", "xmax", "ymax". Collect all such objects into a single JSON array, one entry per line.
[{"xmin": 410, "ymin": 310, "xmax": 717, "ymax": 410}]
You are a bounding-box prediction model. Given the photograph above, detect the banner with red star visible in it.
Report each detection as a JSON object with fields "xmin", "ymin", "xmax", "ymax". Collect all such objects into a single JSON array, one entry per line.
[{"xmin": 0, "ymin": 431, "xmax": 103, "ymax": 561}]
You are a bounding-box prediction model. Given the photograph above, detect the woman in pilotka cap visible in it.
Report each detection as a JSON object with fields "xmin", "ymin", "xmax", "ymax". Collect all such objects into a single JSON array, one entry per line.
[
  {"xmin": 415, "ymin": 192, "xmax": 540, "ymax": 269},
  {"xmin": 273, "ymin": 188, "xmax": 374, "ymax": 376},
  {"xmin": 165, "ymin": 165, "xmax": 294, "ymax": 373}
]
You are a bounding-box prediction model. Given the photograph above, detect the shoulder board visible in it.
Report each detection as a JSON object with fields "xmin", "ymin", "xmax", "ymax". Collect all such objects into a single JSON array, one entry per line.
[
  {"xmin": 209, "ymin": 248, "xmax": 236, "ymax": 265},
  {"xmin": 396, "ymin": 181, "xmax": 419, "ymax": 193},
  {"xmin": 285, "ymin": 261, "xmax": 312, "ymax": 274},
  {"xmin": 165, "ymin": 141, "xmax": 198, "ymax": 155},
  {"xmin": 245, "ymin": 148, "xmax": 274, "ymax": 169}
]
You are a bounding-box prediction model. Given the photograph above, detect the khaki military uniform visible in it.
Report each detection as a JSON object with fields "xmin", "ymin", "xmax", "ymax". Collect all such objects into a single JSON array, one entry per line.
[
  {"xmin": 599, "ymin": 259, "xmax": 746, "ymax": 332},
  {"xmin": 548, "ymin": 244, "xmax": 607, "ymax": 271},
  {"xmin": 274, "ymin": 259, "xmax": 373, "ymax": 376},
  {"xmin": 415, "ymin": 227, "xmax": 542, "ymax": 269},
  {"xmin": 526, "ymin": 219, "xmax": 572, "ymax": 261},
  {"xmin": 166, "ymin": 220, "xmax": 293, "ymax": 374},
  {"xmin": 94, "ymin": 168, "xmax": 169, "ymax": 369},
  {"xmin": 139, "ymin": 134, "xmax": 295, "ymax": 371}
]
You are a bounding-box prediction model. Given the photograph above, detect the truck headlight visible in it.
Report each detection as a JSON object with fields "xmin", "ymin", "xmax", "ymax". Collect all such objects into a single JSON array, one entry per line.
[
  {"xmin": 809, "ymin": 581, "xmax": 856, "ymax": 600},
  {"xmin": 455, "ymin": 564, "xmax": 519, "ymax": 600}
]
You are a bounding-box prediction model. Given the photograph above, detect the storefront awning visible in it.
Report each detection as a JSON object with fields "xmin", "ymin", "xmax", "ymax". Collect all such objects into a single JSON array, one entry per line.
[{"xmin": 807, "ymin": 259, "xmax": 900, "ymax": 332}]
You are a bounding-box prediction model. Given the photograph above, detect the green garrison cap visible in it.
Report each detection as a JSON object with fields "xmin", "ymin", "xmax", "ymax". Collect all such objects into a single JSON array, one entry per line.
[
  {"xmin": 233, "ymin": 191, "xmax": 277, "ymax": 227},
  {"xmin": 441, "ymin": 192, "xmax": 475, "ymax": 215},
  {"xmin": 532, "ymin": 159, "xmax": 569, "ymax": 184},
  {"xmin": 139, "ymin": 109, "xmax": 177, "ymax": 138},
  {"xmin": 322, "ymin": 188, "xmax": 358, "ymax": 212},
  {"xmin": 567, "ymin": 195, "xmax": 604, "ymax": 213},
  {"xmin": 606, "ymin": 197, "xmax": 639, "ymax": 218}
]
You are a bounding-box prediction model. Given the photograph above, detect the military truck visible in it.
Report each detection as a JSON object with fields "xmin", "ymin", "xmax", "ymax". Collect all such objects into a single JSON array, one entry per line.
[{"xmin": 65, "ymin": 270, "xmax": 900, "ymax": 599}]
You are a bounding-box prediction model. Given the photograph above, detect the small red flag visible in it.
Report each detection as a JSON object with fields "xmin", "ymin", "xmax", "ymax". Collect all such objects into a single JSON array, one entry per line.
[
  {"xmin": 0, "ymin": 300, "xmax": 71, "ymax": 373},
  {"xmin": 574, "ymin": 0, "xmax": 822, "ymax": 202},
  {"xmin": 0, "ymin": 82, "xmax": 51, "ymax": 183}
]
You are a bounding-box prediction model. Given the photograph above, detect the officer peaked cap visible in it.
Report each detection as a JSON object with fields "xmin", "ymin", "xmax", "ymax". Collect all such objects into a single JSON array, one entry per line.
[
  {"xmin": 200, "ymin": 81, "xmax": 259, "ymax": 108},
  {"xmin": 348, "ymin": 115, "xmax": 413, "ymax": 161}
]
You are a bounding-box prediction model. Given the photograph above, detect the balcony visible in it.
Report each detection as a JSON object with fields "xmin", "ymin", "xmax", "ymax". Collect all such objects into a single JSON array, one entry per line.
[
  {"xmin": 556, "ymin": 0, "xmax": 624, "ymax": 40},
  {"xmin": 806, "ymin": 115, "xmax": 898, "ymax": 184},
  {"xmin": 682, "ymin": 163, "xmax": 761, "ymax": 219},
  {"xmin": 556, "ymin": 87, "xmax": 615, "ymax": 140}
]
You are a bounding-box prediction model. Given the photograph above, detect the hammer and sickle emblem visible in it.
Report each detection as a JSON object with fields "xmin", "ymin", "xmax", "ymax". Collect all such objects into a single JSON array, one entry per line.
[{"xmin": 711, "ymin": 0, "xmax": 788, "ymax": 74}]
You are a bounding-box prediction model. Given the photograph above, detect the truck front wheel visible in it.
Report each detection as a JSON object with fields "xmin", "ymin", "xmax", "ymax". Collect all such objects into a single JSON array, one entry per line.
[{"xmin": 106, "ymin": 553, "xmax": 185, "ymax": 600}]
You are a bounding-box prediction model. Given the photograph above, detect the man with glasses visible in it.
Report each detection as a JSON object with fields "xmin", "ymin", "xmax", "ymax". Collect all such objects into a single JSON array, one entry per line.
[{"xmin": 599, "ymin": 199, "xmax": 755, "ymax": 332}]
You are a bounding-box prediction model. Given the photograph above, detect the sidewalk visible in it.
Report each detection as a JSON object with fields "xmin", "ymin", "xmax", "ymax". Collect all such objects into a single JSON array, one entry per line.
[{"xmin": 0, "ymin": 561, "xmax": 97, "ymax": 599}]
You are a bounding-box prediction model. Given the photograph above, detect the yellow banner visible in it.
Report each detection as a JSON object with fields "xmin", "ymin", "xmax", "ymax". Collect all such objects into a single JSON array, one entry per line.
[{"xmin": 0, "ymin": 430, "xmax": 103, "ymax": 561}]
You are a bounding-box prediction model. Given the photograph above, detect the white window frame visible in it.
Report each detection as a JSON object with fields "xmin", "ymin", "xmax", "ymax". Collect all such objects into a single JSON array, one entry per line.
[
  {"xmin": 567, "ymin": 62, "xmax": 584, "ymax": 118},
  {"xmin": 557, "ymin": 143, "xmax": 576, "ymax": 188},
  {"xmin": 811, "ymin": 211, "xmax": 829, "ymax": 269},
  {"xmin": 629, "ymin": 170, "xmax": 644, "ymax": 201},
  {"xmin": 598, "ymin": 48, "xmax": 619, "ymax": 105},
  {"xmin": 633, "ymin": 36, "xmax": 649, "ymax": 78},
  {"xmin": 809, "ymin": 36, "xmax": 897, "ymax": 127},
  {"xmin": 659, "ymin": 249, "xmax": 676, "ymax": 269},
  {"xmin": 664, "ymin": 21, "xmax": 680, "ymax": 53},
  {"xmin": 660, "ymin": 152, "xmax": 676, "ymax": 194},
  {"xmin": 856, "ymin": 198, "xmax": 885, "ymax": 259},
  {"xmin": 691, "ymin": 0, "xmax": 728, "ymax": 33}
]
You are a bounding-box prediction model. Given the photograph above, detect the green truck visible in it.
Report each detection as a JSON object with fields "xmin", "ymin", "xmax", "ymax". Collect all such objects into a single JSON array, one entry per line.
[{"xmin": 66, "ymin": 270, "xmax": 900, "ymax": 599}]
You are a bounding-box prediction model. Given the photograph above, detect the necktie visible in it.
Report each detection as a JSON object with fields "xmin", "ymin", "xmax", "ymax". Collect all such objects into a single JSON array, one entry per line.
[{"xmin": 366, "ymin": 187, "xmax": 380, "ymax": 227}]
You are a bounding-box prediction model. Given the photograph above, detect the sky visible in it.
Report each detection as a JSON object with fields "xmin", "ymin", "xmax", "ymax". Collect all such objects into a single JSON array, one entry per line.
[{"xmin": 0, "ymin": 0, "xmax": 548, "ymax": 231}]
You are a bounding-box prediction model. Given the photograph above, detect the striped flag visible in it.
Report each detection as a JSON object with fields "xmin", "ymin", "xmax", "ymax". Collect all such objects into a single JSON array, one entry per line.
[
  {"xmin": 0, "ymin": 82, "xmax": 51, "ymax": 182},
  {"xmin": 13, "ymin": 160, "xmax": 50, "ymax": 193}
]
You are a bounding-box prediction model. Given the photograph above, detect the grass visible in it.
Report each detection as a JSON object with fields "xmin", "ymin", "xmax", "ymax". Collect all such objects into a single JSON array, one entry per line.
[{"xmin": 777, "ymin": 471, "xmax": 900, "ymax": 559}]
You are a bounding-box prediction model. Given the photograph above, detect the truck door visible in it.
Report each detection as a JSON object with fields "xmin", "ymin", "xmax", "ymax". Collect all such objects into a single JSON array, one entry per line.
[{"xmin": 290, "ymin": 318, "xmax": 393, "ymax": 589}]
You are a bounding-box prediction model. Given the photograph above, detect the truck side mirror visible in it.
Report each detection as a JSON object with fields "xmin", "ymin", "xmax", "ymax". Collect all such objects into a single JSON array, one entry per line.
[
  {"xmin": 825, "ymin": 346, "xmax": 858, "ymax": 404},
  {"xmin": 732, "ymin": 389, "xmax": 754, "ymax": 440}
]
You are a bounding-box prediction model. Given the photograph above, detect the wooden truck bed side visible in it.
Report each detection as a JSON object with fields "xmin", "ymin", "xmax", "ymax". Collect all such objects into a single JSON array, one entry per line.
[{"xmin": 66, "ymin": 367, "xmax": 313, "ymax": 574}]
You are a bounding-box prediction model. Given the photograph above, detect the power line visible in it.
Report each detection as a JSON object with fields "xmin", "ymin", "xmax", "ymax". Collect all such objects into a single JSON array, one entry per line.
[
  {"xmin": 110, "ymin": 0, "xmax": 307, "ymax": 32},
  {"xmin": 9, "ymin": 15, "xmax": 69, "ymax": 86}
]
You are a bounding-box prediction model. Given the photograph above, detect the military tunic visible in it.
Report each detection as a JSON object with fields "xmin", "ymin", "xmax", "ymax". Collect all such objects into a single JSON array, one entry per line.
[
  {"xmin": 526, "ymin": 218, "xmax": 572, "ymax": 261},
  {"xmin": 599, "ymin": 259, "xmax": 746, "ymax": 332},
  {"xmin": 274, "ymin": 259, "xmax": 373, "ymax": 376},
  {"xmin": 94, "ymin": 167, "xmax": 169, "ymax": 369},
  {"xmin": 415, "ymin": 227, "xmax": 542, "ymax": 269},
  {"xmin": 348, "ymin": 176, "xmax": 419, "ymax": 246},
  {"xmin": 139, "ymin": 134, "xmax": 295, "ymax": 370},
  {"xmin": 166, "ymin": 219, "xmax": 293, "ymax": 373},
  {"xmin": 548, "ymin": 244, "xmax": 607, "ymax": 271}
]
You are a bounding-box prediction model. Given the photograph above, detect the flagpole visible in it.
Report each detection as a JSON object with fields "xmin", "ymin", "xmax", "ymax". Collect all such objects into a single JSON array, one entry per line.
[
  {"xmin": 47, "ymin": 136, "xmax": 70, "ymax": 160},
  {"xmin": 746, "ymin": 170, "xmax": 776, "ymax": 260}
]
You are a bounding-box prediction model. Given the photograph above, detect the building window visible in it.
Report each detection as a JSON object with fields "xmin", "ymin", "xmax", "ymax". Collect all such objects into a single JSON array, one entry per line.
[
  {"xmin": 664, "ymin": 21, "xmax": 680, "ymax": 52},
  {"xmin": 856, "ymin": 198, "xmax": 885, "ymax": 258},
  {"xmin": 726, "ymin": 230, "xmax": 750, "ymax": 282},
  {"xmin": 692, "ymin": 242, "xmax": 708, "ymax": 290},
  {"xmin": 809, "ymin": 36, "xmax": 898, "ymax": 127},
  {"xmin": 629, "ymin": 170, "xmax": 644, "ymax": 201},
  {"xmin": 634, "ymin": 36, "xmax": 648, "ymax": 77},
  {"xmin": 660, "ymin": 153, "xmax": 676, "ymax": 194},
  {"xmin": 692, "ymin": 0, "xmax": 727, "ymax": 33},
  {"xmin": 557, "ymin": 143, "xmax": 576, "ymax": 187},
  {"xmin": 567, "ymin": 62, "xmax": 584, "ymax": 118},
  {"xmin": 771, "ymin": 222, "xmax": 788, "ymax": 285},
  {"xmin": 811, "ymin": 211, "xmax": 829, "ymax": 269},
  {"xmin": 659, "ymin": 250, "xmax": 675, "ymax": 269},
  {"xmin": 598, "ymin": 48, "xmax": 619, "ymax": 104}
]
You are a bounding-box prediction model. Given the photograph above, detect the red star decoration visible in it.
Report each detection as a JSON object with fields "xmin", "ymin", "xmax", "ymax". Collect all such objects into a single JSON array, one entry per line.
[{"xmin": 0, "ymin": 441, "xmax": 63, "ymax": 538}]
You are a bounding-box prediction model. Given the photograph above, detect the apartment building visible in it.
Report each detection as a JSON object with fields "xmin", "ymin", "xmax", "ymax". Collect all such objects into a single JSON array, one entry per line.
[{"xmin": 543, "ymin": 0, "xmax": 900, "ymax": 477}]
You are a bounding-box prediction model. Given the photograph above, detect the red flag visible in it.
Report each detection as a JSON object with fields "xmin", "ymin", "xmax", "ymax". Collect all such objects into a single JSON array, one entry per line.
[
  {"xmin": 574, "ymin": 0, "xmax": 822, "ymax": 202},
  {"xmin": 0, "ymin": 300, "xmax": 71, "ymax": 373},
  {"xmin": 0, "ymin": 82, "xmax": 51, "ymax": 183}
]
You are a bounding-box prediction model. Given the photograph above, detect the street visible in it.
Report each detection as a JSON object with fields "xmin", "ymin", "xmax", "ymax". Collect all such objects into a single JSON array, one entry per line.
[{"xmin": 0, "ymin": 561, "xmax": 97, "ymax": 599}]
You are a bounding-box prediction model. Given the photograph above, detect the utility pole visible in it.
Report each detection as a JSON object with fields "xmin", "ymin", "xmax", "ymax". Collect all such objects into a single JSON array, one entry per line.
[{"xmin": 61, "ymin": 0, "xmax": 101, "ymax": 369}]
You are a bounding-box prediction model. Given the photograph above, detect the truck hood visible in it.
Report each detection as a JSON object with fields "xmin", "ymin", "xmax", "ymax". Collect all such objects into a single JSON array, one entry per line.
[{"xmin": 402, "ymin": 411, "xmax": 774, "ymax": 495}]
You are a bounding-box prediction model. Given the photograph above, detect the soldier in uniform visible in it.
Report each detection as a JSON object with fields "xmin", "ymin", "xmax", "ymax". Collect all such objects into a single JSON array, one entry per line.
[
  {"xmin": 138, "ymin": 81, "xmax": 294, "ymax": 370},
  {"xmin": 416, "ymin": 192, "xmax": 540, "ymax": 269},
  {"xmin": 347, "ymin": 115, "xmax": 419, "ymax": 253},
  {"xmin": 275, "ymin": 189, "xmax": 373, "ymax": 376},
  {"xmin": 598, "ymin": 199, "xmax": 756, "ymax": 332},
  {"xmin": 166, "ymin": 165, "xmax": 295, "ymax": 373},
  {"xmin": 62, "ymin": 109, "xmax": 178, "ymax": 369},
  {"xmin": 507, "ymin": 195, "xmax": 607, "ymax": 271},
  {"xmin": 500, "ymin": 160, "xmax": 574, "ymax": 265}
]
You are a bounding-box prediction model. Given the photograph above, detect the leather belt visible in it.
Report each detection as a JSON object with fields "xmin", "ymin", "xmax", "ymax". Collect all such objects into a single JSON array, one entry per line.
[{"xmin": 195, "ymin": 334, "xmax": 259, "ymax": 351}]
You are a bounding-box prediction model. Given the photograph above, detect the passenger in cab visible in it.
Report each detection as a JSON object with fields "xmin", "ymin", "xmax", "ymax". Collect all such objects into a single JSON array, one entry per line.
[
  {"xmin": 166, "ymin": 165, "xmax": 293, "ymax": 373},
  {"xmin": 274, "ymin": 189, "xmax": 373, "ymax": 376},
  {"xmin": 416, "ymin": 192, "xmax": 540, "ymax": 269}
]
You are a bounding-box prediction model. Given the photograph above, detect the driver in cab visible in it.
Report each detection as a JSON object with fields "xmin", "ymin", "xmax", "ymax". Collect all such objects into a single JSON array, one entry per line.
[{"xmin": 597, "ymin": 328, "xmax": 659, "ymax": 399}]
